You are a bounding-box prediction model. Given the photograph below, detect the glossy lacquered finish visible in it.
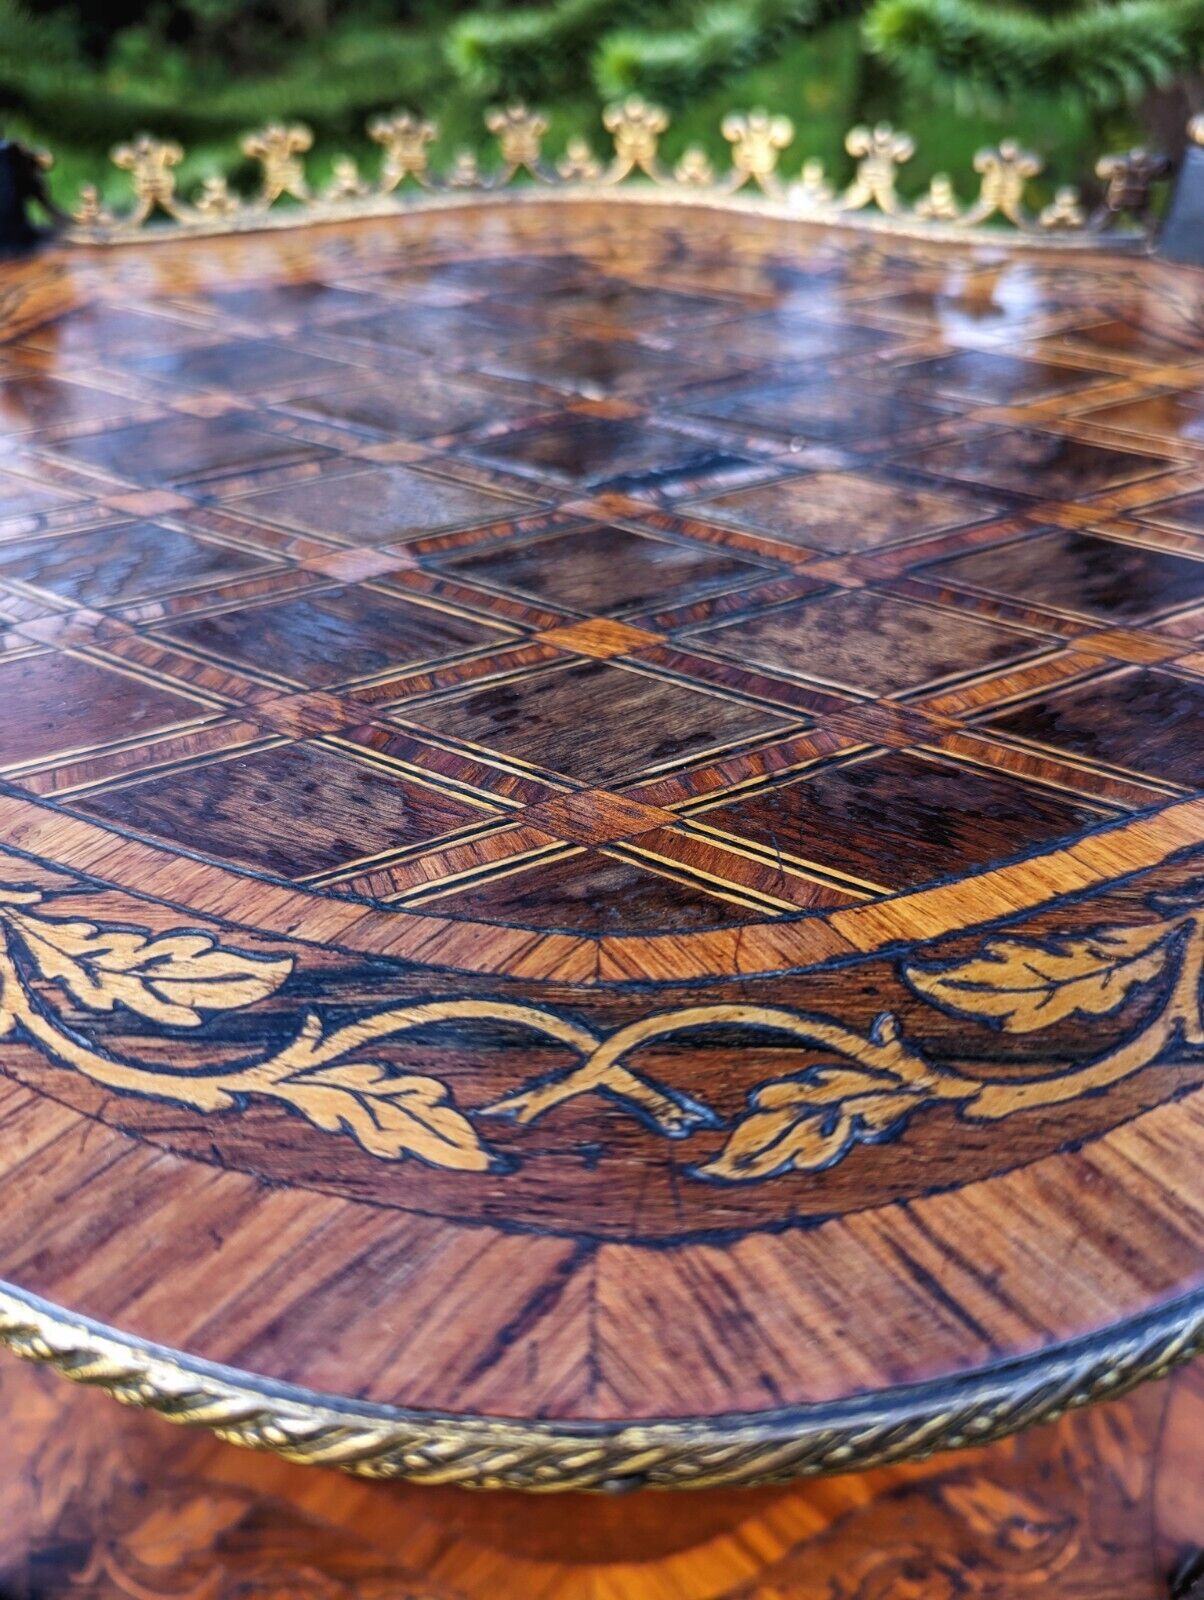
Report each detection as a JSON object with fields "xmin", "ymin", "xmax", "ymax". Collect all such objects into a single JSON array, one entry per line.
[{"xmin": 0, "ymin": 202, "xmax": 1202, "ymax": 1489}]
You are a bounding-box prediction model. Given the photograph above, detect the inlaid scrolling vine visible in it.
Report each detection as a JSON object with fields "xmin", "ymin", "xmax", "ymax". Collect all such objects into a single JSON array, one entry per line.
[{"xmin": 0, "ymin": 877, "xmax": 1200, "ymax": 1185}]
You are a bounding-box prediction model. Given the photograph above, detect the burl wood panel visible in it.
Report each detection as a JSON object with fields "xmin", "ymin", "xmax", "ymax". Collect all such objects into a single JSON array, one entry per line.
[
  {"xmin": 0, "ymin": 201, "xmax": 1203, "ymax": 1471},
  {"xmin": 1, "ymin": 1353, "xmax": 1201, "ymax": 1598}
]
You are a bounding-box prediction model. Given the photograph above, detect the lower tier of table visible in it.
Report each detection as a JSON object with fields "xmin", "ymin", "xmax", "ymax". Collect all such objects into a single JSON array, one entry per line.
[{"xmin": 0, "ymin": 1353, "xmax": 1199, "ymax": 1600}]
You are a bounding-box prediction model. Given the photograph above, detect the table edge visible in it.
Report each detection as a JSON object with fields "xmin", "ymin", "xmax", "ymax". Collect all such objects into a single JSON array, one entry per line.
[{"xmin": 1, "ymin": 1280, "xmax": 1199, "ymax": 1491}]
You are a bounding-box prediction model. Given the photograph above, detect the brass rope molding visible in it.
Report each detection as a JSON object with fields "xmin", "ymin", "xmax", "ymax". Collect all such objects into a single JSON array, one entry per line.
[
  {"xmin": 0, "ymin": 1281, "xmax": 1201, "ymax": 1490},
  {"xmin": 46, "ymin": 100, "xmax": 1169, "ymax": 248}
]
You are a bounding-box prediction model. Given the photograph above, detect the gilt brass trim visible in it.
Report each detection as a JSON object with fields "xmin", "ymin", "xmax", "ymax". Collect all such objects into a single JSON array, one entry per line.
[
  {"xmin": 0, "ymin": 1281, "xmax": 1200, "ymax": 1491},
  {"xmin": 54, "ymin": 101, "xmax": 1161, "ymax": 250}
]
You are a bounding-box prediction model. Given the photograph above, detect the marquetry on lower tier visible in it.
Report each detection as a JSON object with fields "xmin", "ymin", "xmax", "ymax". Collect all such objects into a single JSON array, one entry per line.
[
  {"xmin": 0, "ymin": 196, "xmax": 1203, "ymax": 1492},
  {"xmin": 41, "ymin": 101, "xmax": 1173, "ymax": 247}
]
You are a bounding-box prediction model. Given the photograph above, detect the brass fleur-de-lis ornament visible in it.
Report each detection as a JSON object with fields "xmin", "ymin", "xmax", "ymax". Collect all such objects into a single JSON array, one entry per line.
[
  {"xmin": 193, "ymin": 174, "xmax": 240, "ymax": 220},
  {"xmin": 792, "ymin": 157, "xmax": 834, "ymax": 210},
  {"xmin": 72, "ymin": 182, "xmax": 112, "ymax": 229},
  {"xmin": 446, "ymin": 149, "xmax": 483, "ymax": 190},
  {"xmin": 556, "ymin": 136, "xmax": 602, "ymax": 183},
  {"xmin": 487, "ymin": 104, "xmax": 549, "ymax": 179},
  {"xmin": 603, "ymin": 96, "xmax": 669, "ymax": 181},
  {"xmin": 964, "ymin": 139, "xmax": 1041, "ymax": 226},
  {"xmin": 722, "ymin": 110, "xmax": 793, "ymax": 194},
  {"xmin": 369, "ymin": 111, "xmax": 438, "ymax": 193},
  {"xmin": 840, "ymin": 123, "xmax": 914, "ymax": 214},
  {"xmin": 1094, "ymin": 147, "xmax": 1171, "ymax": 230},
  {"xmin": 674, "ymin": 146, "xmax": 714, "ymax": 187},
  {"xmin": 1039, "ymin": 184, "xmax": 1086, "ymax": 231},
  {"xmin": 111, "ymin": 135, "xmax": 186, "ymax": 224},
  {"xmin": 323, "ymin": 156, "xmax": 370, "ymax": 201},
  {"xmin": 241, "ymin": 123, "xmax": 312, "ymax": 206},
  {"xmin": 915, "ymin": 173, "xmax": 961, "ymax": 223}
]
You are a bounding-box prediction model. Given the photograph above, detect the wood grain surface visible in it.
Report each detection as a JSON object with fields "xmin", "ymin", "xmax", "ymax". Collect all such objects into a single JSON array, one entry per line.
[
  {"xmin": 0, "ymin": 202, "xmax": 1203, "ymax": 1479},
  {"xmin": 0, "ymin": 1349, "xmax": 1201, "ymax": 1598}
]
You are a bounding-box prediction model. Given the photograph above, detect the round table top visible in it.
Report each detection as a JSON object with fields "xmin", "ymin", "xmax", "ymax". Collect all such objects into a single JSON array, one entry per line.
[{"xmin": 0, "ymin": 198, "xmax": 1202, "ymax": 1488}]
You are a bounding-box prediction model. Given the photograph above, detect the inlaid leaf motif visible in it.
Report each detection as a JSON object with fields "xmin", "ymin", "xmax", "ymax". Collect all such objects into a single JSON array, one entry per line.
[
  {"xmin": 906, "ymin": 920, "xmax": 1175, "ymax": 1033},
  {"xmin": 8, "ymin": 910, "xmax": 293, "ymax": 1028},
  {"xmin": 698, "ymin": 1107, "xmax": 853, "ymax": 1180},
  {"xmin": 754, "ymin": 1067, "xmax": 892, "ymax": 1108},
  {"xmin": 0, "ymin": 869, "xmax": 1193, "ymax": 1181},
  {"xmin": 275, "ymin": 1061, "xmax": 496, "ymax": 1170},
  {"xmin": 696, "ymin": 1064, "xmax": 915, "ymax": 1182}
]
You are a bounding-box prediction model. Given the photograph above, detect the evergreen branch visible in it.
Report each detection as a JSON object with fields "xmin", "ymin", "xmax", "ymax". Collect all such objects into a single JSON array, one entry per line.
[
  {"xmin": 0, "ymin": 5, "xmax": 440, "ymax": 150},
  {"xmin": 593, "ymin": 0, "xmax": 836, "ymax": 104},
  {"xmin": 446, "ymin": 0, "xmax": 650, "ymax": 98},
  {"xmin": 864, "ymin": 0, "xmax": 1204, "ymax": 114}
]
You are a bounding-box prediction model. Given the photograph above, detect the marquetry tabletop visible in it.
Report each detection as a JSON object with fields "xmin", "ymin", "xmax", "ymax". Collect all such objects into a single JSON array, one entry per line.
[{"xmin": 0, "ymin": 199, "xmax": 1202, "ymax": 1490}]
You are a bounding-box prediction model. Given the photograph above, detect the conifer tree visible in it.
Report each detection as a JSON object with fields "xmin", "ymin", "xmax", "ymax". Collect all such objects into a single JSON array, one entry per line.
[{"xmin": 863, "ymin": 0, "xmax": 1204, "ymax": 152}]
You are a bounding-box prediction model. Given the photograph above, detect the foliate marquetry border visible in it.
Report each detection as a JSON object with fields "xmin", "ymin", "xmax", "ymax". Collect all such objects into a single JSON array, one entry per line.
[
  {"xmin": 2, "ymin": 875, "xmax": 1203, "ymax": 1185},
  {"xmin": 0, "ymin": 1282, "xmax": 1200, "ymax": 1491},
  {"xmin": 51, "ymin": 100, "xmax": 1167, "ymax": 249}
]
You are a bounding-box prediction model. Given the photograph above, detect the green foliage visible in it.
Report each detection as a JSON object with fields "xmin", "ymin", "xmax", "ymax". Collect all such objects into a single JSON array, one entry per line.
[
  {"xmin": 0, "ymin": 0, "xmax": 77, "ymax": 89},
  {"xmin": 446, "ymin": 0, "xmax": 845, "ymax": 105},
  {"xmin": 446, "ymin": 0, "xmax": 644, "ymax": 98},
  {"xmin": 1, "ymin": 3, "xmax": 442, "ymax": 147},
  {"xmin": 864, "ymin": 0, "xmax": 1204, "ymax": 114},
  {"xmin": 594, "ymin": 0, "xmax": 831, "ymax": 103}
]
